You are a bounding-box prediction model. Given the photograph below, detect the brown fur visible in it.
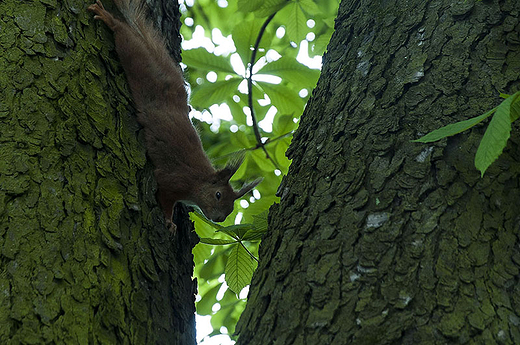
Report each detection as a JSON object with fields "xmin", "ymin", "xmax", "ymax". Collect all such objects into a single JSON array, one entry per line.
[{"xmin": 88, "ymin": 0, "xmax": 261, "ymax": 224}]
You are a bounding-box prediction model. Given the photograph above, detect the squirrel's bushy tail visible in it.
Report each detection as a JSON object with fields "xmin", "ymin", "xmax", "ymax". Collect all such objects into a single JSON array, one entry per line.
[
  {"xmin": 114, "ymin": 0, "xmax": 168, "ymax": 62},
  {"xmin": 106, "ymin": 0, "xmax": 188, "ymax": 112}
]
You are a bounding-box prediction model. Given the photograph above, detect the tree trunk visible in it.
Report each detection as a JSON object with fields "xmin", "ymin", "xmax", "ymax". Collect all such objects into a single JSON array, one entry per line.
[
  {"xmin": 237, "ymin": 0, "xmax": 520, "ymax": 344},
  {"xmin": 0, "ymin": 0, "xmax": 196, "ymax": 343}
]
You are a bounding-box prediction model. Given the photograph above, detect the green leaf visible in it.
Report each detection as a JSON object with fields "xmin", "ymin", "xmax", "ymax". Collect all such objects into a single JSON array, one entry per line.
[
  {"xmin": 225, "ymin": 244, "xmax": 257, "ymax": 294},
  {"xmin": 192, "ymin": 242, "xmax": 213, "ymax": 265},
  {"xmin": 510, "ymin": 91, "xmax": 520, "ymax": 122},
  {"xmin": 253, "ymin": 210, "xmax": 269, "ymax": 229},
  {"xmin": 237, "ymin": 0, "xmax": 264, "ymax": 12},
  {"xmin": 215, "ymin": 289, "xmax": 246, "ymax": 336},
  {"xmin": 248, "ymin": 148, "xmax": 272, "ymax": 173},
  {"xmin": 475, "ymin": 93, "xmax": 518, "ymax": 176},
  {"xmin": 282, "ymin": 2, "xmax": 307, "ymax": 43},
  {"xmin": 200, "ymin": 238, "xmax": 238, "ymax": 245},
  {"xmin": 257, "ymin": 81, "xmax": 305, "ymax": 115},
  {"xmin": 230, "ymin": 129, "xmax": 254, "ymax": 149},
  {"xmin": 274, "ymin": 140, "xmax": 290, "ymax": 171},
  {"xmin": 249, "ymin": 96, "xmax": 270, "ymax": 122},
  {"xmin": 197, "ymin": 277, "xmax": 220, "ymax": 297},
  {"xmin": 298, "ymin": 0, "xmax": 321, "ymax": 15},
  {"xmin": 191, "ymin": 78, "xmax": 242, "ymax": 109},
  {"xmin": 258, "ymin": 57, "xmax": 320, "ymax": 88},
  {"xmin": 217, "ymin": 224, "xmax": 254, "ymax": 239},
  {"xmin": 208, "ymin": 290, "xmax": 245, "ymax": 337},
  {"xmin": 254, "ymin": 0, "xmax": 288, "ymax": 18},
  {"xmin": 242, "ymin": 212, "xmax": 269, "ymax": 241},
  {"xmin": 192, "ymin": 208, "xmax": 222, "ymax": 265},
  {"xmin": 183, "ymin": 48, "xmax": 236, "ymax": 74},
  {"xmin": 196, "ymin": 283, "xmax": 222, "ymax": 315},
  {"xmin": 229, "ymin": 155, "xmax": 249, "ymax": 181},
  {"xmin": 241, "ymin": 196, "xmax": 278, "ymax": 224},
  {"xmin": 232, "ymin": 20, "xmax": 271, "ymax": 67},
  {"xmin": 273, "ymin": 114, "xmax": 298, "ymax": 135},
  {"xmin": 199, "ymin": 249, "xmax": 228, "ymax": 280},
  {"xmin": 241, "ymin": 230, "xmax": 265, "ymax": 241},
  {"xmin": 226, "ymin": 94, "xmax": 249, "ymax": 125},
  {"xmin": 412, "ymin": 107, "xmax": 497, "ymax": 143},
  {"xmin": 190, "ymin": 209, "xmax": 223, "ymax": 230},
  {"xmin": 312, "ymin": 29, "xmax": 333, "ymax": 56}
]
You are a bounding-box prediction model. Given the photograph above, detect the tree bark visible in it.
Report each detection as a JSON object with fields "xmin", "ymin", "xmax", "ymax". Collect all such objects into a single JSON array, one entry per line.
[
  {"xmin": 0, "ymin": 0, "xmax": 196, "ymax": 343},
  {"xmin": 237, "ymin": 0, "xmax": 520, "ymax": 344}
]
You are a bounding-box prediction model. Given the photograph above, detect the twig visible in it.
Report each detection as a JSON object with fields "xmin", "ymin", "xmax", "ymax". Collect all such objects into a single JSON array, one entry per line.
[{"xmin": 247, "ymin": 13, "xmax": 276, "ymax": 159}]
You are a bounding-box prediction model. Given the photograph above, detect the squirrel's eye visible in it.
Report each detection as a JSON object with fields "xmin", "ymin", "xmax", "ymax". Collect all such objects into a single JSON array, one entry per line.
[{"xmin": 215, "ymin": 191, "xmax": 222, "ymax": 200}]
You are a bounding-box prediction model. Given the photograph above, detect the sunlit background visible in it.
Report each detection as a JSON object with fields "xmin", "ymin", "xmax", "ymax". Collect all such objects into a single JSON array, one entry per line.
[{"xmin": 177, "ymin": 0, "xmax": 338, "ymax": 343}]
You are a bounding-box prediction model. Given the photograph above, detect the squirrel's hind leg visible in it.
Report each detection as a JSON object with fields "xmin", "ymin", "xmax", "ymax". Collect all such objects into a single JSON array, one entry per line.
[
  {"xmin": 166, "ymin": 219, "xmax": 177, "ymax": 233},
  {"xmin": 159, "ymin": 195, "xmax": 177, "ymax": 232}
]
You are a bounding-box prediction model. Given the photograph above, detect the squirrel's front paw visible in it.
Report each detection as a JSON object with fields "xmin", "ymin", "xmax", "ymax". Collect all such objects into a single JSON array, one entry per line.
[{"xmin": 87, "ymin": 0, "xmax": 105, "ymax": 16}]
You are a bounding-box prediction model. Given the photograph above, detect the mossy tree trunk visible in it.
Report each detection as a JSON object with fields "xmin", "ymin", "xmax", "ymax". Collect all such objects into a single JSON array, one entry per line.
[
  {"xmin": 237, "ymin": 0, "xmax": 520, "ymax": 343},
  {"xmin": 0, "ymin": 0, "xmax": 196, "ymax": 343}
]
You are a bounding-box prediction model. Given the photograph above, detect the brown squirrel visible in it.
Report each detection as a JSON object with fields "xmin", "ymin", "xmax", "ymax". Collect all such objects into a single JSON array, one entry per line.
[{"xmin": 88, "ymin": 0, "xmax": 261, "ymax": 227}]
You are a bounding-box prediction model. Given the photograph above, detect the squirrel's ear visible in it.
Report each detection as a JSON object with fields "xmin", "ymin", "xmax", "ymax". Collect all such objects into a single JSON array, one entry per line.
[
  {"xmin": 234, "ymin": 178, "xmax": 263, "ymax": 199},
  {"xmin": 216, "ymin": 151, "xmax": 245, "ymax": 181}
]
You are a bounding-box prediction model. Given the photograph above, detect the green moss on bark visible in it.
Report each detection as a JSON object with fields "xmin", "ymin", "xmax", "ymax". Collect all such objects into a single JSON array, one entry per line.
[
  {"xmin": 0, "ymin": 0, "xmax": 195, "ymax": 343},
  {"xmin": 237, "ymin": 0, "xmax": 520, "ymax": 344}
]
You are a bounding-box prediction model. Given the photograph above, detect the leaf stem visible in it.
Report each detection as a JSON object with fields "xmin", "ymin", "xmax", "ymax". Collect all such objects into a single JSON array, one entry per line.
[{"xmin": 239, "ymin": 241, "xmax": 259, "ymax": 263}]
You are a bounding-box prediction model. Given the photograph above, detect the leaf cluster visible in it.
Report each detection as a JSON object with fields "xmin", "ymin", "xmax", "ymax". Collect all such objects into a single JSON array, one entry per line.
[
  {"xmin": 413, "ymin": 91, "xmax": 520, "ymax": 176},
  {"xmin": 193, "ymin": 209, "xmax": 268, "ymax": 294}
]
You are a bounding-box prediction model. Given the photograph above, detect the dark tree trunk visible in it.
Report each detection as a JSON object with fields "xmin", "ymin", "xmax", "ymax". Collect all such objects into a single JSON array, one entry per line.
[
  {"xmin": 0, "ymin": 0, "xmax": 196, "ymax": 343},
  {"xmin": 237, "ymin": 0, "xmax": 520, "ymax": 344}
]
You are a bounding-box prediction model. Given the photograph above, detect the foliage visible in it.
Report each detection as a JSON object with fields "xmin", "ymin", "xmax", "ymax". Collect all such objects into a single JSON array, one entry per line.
[
  {"xmin": 413, "ymin": 91, "xmax": 520, "ymax": 177},
  {"xmin": 192, "ymin": 209, "xmax": 267, "ymax": 294},
  {"xmin": 179, "ymin": 0, "xmax": 339, "ymax": 340}
]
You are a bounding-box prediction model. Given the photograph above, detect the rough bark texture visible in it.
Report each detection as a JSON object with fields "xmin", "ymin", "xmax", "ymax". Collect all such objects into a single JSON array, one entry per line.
[
  {"xmin": 0, "ymin": 0, "xmax": 196, "ymax": 343},
  {"xmin": 237, "ymin": 0, "xmax": 520, "ymax": 344}
]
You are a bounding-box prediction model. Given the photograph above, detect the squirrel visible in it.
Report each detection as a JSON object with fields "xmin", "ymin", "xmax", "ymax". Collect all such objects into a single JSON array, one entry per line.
[{"xmin": 88, "ymin": 0, "xmax": 261, "ymax": 228}]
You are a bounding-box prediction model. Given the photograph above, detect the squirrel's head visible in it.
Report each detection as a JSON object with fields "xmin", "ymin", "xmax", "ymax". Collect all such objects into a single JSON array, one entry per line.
[{"xmin": 195, "ymin": 155, "xmax": 262, "ymax": 222}]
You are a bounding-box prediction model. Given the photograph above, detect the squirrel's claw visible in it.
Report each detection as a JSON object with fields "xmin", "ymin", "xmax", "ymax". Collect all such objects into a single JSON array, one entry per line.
[{"xmin": 88, "ymin": 0, "xmax": 118, "ymax": 30}]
